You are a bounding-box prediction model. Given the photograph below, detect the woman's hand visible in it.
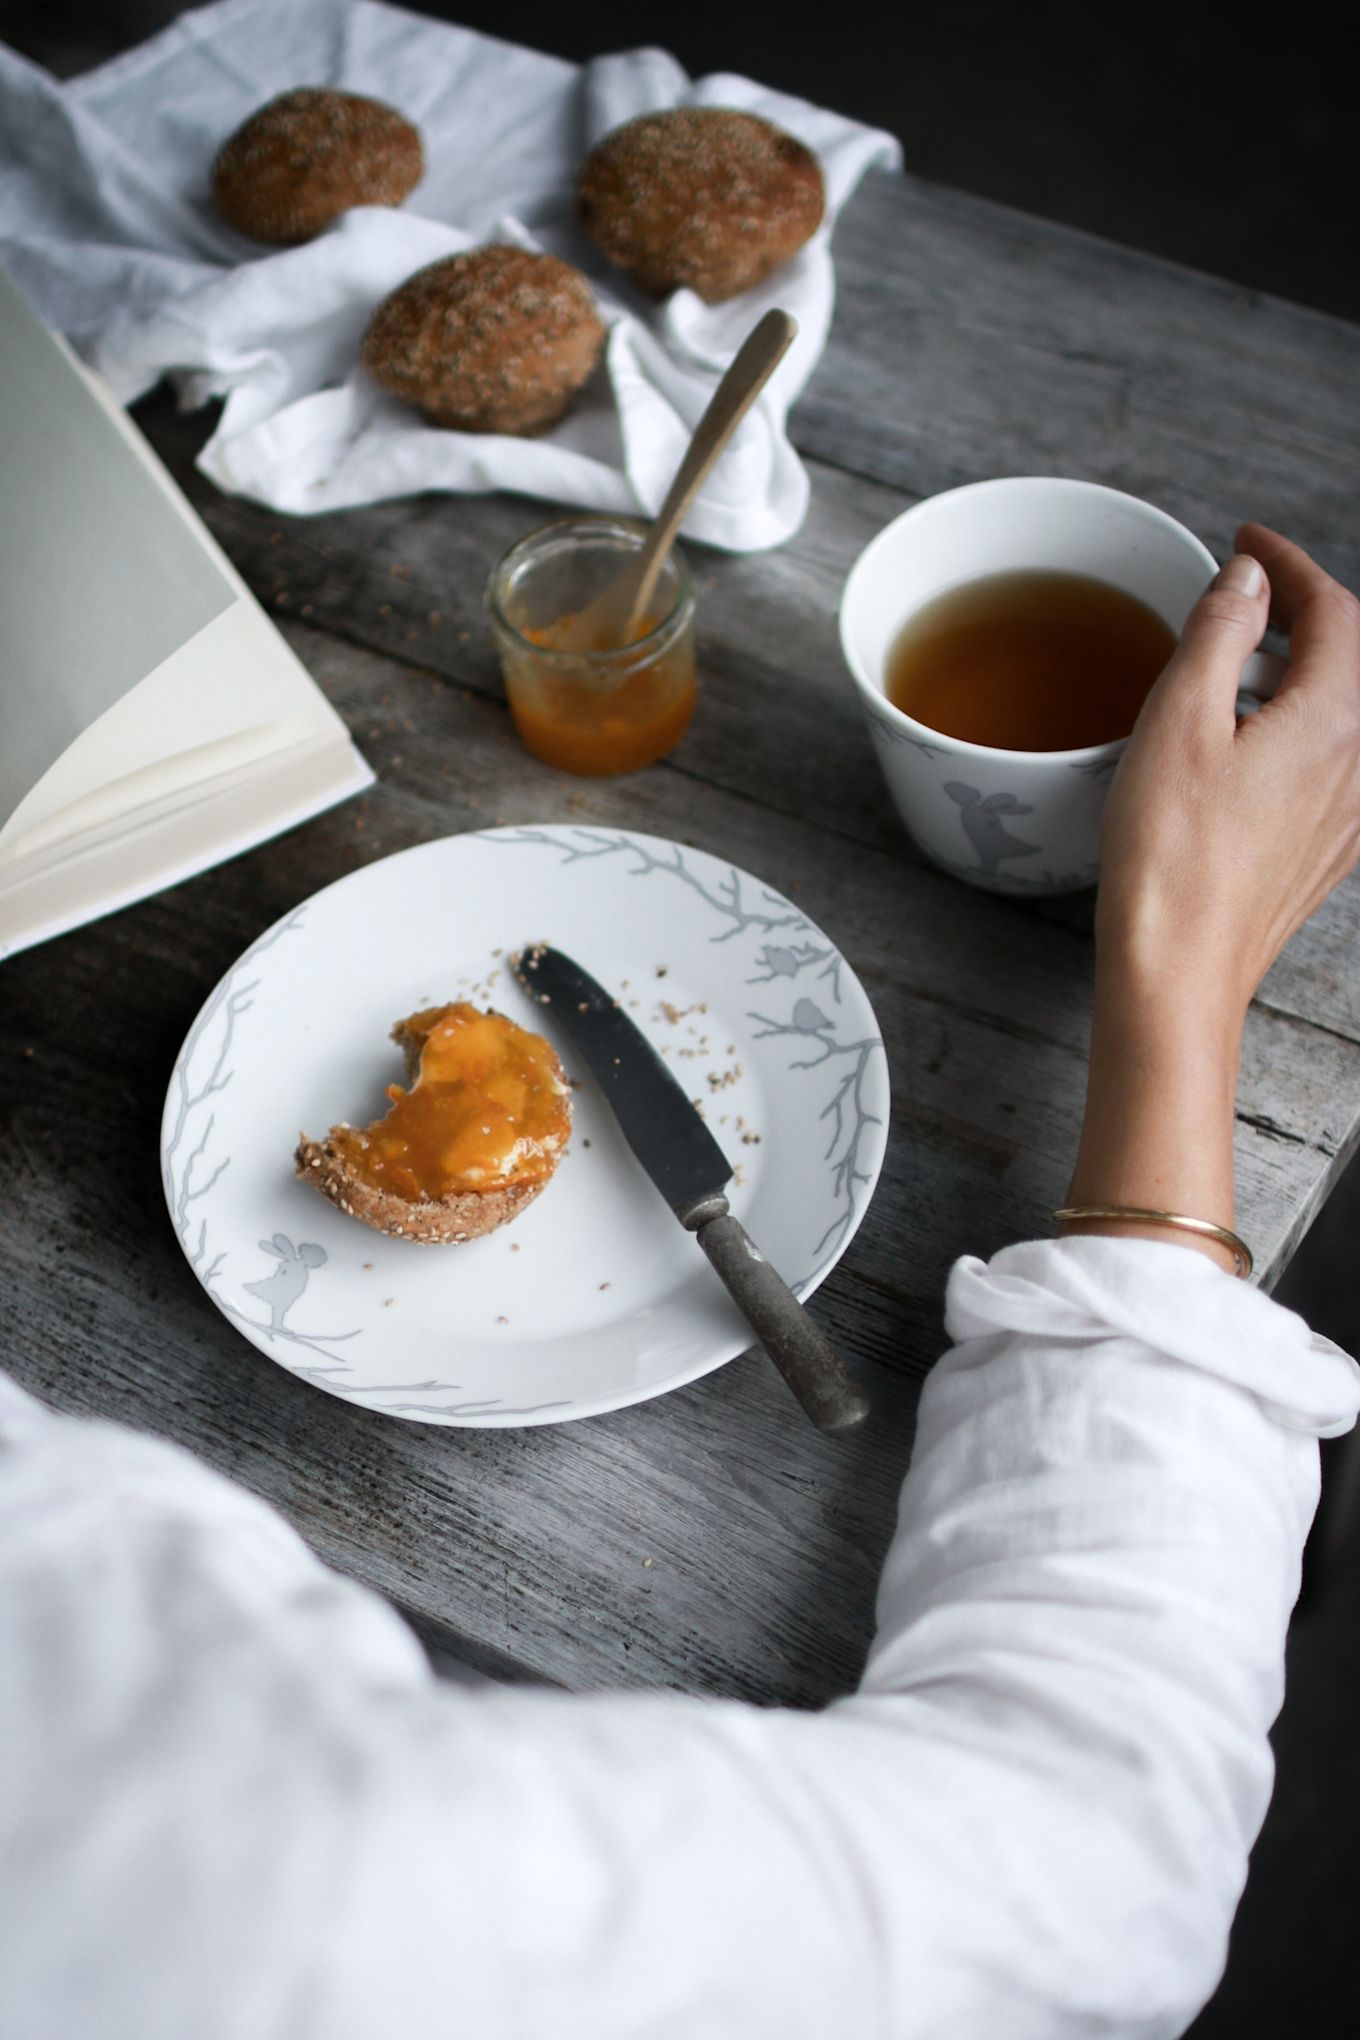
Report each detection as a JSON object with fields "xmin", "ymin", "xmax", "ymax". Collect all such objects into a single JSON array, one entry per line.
[
  {"xmin": 1097, "ymin": 525, "xmax": 1360, "ymax": 1030},
  {"xmin": 1064, "ymin": 527, "xmax": 1360, "ymax": 1271}
]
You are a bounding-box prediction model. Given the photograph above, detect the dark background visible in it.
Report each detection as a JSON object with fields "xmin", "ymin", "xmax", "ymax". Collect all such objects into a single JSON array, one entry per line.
[
  {"xmin": 6, "ymin": 2, "xmax": 1360, "ymax": 2033},
  {"xmin": 10, "ymin": 0, "xmax": 1357, "ymax": 321}
]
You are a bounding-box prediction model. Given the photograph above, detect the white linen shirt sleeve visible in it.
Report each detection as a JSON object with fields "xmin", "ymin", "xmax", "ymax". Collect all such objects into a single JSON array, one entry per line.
[{"xmin": 2, "ymin": 1236, "xmax": 1356, "ymax": 2040}]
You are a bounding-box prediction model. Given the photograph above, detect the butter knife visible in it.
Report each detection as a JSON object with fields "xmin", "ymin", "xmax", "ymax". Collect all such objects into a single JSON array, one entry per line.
[{"xmin": 514, "ymin": 943, "xmax": 869, "ymax": 1435}]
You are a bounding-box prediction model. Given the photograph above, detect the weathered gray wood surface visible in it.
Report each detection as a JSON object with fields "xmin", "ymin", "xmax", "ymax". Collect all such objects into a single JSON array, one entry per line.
[
  {"xmin": 800, "ymin": 174, "xmax": 1360, "ymax": 593},
  {"xmin": 4, "ymin": 169, "xmax": 1360, "ymax": 1706}
]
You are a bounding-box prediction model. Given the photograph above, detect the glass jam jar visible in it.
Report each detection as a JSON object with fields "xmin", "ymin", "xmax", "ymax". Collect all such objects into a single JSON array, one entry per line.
[{"xmin": 486, "ymin": 516, "xmax": 697, "ymax": 776}]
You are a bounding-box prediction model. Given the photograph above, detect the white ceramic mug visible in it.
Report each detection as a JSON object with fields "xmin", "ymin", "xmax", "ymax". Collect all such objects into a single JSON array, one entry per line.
[{"xmin": 839, "ymin": 477, "xmax": 1283, "ymax": 896}]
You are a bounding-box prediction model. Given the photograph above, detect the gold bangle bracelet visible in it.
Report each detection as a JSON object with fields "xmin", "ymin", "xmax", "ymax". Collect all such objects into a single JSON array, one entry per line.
[{"xmin": 1052, "ymin": 1205, "xmax": 1254, "ymax": 1279}]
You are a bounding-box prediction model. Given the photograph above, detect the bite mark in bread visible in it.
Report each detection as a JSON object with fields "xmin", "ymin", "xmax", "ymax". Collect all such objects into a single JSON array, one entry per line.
[{"xmin": 295, "ymin": 1003, "xmax": 571, "ymax": 1243}]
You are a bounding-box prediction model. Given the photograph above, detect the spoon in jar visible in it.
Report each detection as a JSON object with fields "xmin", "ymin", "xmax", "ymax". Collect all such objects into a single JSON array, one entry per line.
[{"xmin": 557, "ymin": 307, "xmax": 798, "ymax": 652}]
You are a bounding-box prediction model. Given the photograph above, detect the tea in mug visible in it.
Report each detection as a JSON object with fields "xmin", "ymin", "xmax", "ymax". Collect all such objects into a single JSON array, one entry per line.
[{"xmin": 884, "ymin": 569, "xmax": 1177, "ymax": 750}]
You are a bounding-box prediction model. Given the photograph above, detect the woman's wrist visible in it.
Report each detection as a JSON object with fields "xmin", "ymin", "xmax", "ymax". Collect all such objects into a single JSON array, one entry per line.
[
  {"xmin": 1094, "ymin": 894, "xmax": 1256, "ymax": 1041},
  {"xmin": 1062, "ymin": 957, "xmax": 1246, "ymax": 1274},
  {"xmin": 1092, "ymin": 950, "xmax": 1247, "ymax": 1078}
]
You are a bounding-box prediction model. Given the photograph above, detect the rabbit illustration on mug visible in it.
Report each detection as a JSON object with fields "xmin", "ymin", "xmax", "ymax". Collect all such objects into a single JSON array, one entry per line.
[
  {"xmin": 244, "ymin": 1233, "xmax": 327, "ymax": 1330},
  {"xmin": 943, "ymin": 782, "xmax": 1042, "ymax": 878}
]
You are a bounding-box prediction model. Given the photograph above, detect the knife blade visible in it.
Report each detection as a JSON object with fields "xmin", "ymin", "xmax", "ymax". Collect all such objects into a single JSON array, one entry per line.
[{"xmin": 514, "ymin": 943, "xmax": 869, "ymax": 1436}]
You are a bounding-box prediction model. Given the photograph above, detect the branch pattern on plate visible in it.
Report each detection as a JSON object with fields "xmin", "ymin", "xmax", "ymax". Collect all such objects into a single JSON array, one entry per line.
[
  {"xmin": 164, "ymin": 913, "xmax": 301, "ymax": 1279},
  {"xmin": 747, "ymin": 997, "xmax": 883, "ymax": 1269},
  {"xmin": 164, "ymin": 909, "xmax": 554, "ymax": 1416},
  {"xmin": 164, "ymin": 913, "xmax": 368, "ymax": 1369},
  {"xmin": 486, "ymin": 825, "xmax": 884, "ymax": 1284},
  {"xmin": 747, "ymin": 941, "xmax": 843, "ymax": 1004},
  {"xmin": 480, "ymin": 826, "xmax": 810, "ymax": 944}
]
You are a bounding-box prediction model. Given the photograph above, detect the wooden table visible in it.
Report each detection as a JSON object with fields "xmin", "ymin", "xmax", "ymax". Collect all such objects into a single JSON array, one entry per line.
[{"xmin": 4, "ymin": 168, "xmax": 1360, "ymax": 1704}]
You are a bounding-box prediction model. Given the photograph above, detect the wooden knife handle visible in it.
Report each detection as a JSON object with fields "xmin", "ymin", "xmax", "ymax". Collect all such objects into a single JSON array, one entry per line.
[{"xmin": 690, "ymin": 1210, "xmax": 869, "ymax": 1435}]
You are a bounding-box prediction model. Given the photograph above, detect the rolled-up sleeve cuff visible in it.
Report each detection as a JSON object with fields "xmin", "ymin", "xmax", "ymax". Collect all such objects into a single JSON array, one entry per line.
[{"xmin": 946, "ymin": 1235, "xmax": 1360, "ymax": 1437}]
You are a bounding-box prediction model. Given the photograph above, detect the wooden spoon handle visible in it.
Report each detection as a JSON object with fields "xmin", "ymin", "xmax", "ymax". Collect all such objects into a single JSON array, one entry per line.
[{"xmin": 624, "ymin": 308, "xmax": 798, "ymax": 634}]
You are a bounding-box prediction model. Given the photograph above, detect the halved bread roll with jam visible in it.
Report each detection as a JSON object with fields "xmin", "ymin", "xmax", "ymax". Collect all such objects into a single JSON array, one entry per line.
[{"xmin": 295, "ymin": 1003, "xmax": 571, "ymax": 1242}]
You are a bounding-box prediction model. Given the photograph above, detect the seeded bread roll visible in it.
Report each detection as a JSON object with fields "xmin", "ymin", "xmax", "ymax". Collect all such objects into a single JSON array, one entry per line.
[
  {"xmin": 295, "ymin": 1138, "xmax": 552, "ymax": 1244},
  {"xmin": 361, "ymin": 245, "xmax": 606, "ymax": 435},
  {"xmin": 577, "ymin": 107, "xmax": 825, "ymax": 304},
  {"xmin": 212, "ymin": 88, "xmax": 423, "ymax": 244},
  {"xmin": 295, "ymin": 1005, "xmax": 572, "ymax": 1245}
]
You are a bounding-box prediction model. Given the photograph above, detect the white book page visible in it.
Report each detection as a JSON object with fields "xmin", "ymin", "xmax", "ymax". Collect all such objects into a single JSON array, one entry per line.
[
  {"xmin": 0, "ymin": 599, "xmax": 354, "ymax": 862},
  {"xmin": 0, "ymin": 267, "xmax": 235, "ymax": 823},
  {"xmin": 0, "ymin": 734, "xmax": 372, "ymax": 962}
]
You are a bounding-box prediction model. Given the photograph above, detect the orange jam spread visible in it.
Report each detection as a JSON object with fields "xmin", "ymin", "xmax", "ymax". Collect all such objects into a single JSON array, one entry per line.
[
  {"xmin": 334, "ymin": 1004, "xmax": 570, "ymax": 1202},
  {"xmin": 507, "ymin": 612, "xmax": 696, "ymax": 776}
]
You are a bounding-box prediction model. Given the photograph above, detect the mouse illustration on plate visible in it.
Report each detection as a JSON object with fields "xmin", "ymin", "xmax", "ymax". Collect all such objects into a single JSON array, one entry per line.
[{"xmin": 244, "ymin": 1234, "xmax": 327, "ymax": 1329}]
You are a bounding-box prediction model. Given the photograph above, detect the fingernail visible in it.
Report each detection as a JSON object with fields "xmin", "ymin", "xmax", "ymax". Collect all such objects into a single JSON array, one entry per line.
[{"xmin": 1214, "ymin": 554, "xmax": 1265, "ymax": 597}]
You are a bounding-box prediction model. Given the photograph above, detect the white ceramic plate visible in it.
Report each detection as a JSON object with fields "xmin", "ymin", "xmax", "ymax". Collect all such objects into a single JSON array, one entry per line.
[{"xmin": 161, "ymin": 826, "xmax": 888, "ymax": 1425}]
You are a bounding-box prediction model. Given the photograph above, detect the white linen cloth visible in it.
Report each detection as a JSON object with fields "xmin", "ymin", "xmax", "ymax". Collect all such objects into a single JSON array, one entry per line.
[
  {"xmin": 0, "ymin": 0, "xmax": 901, "ymax": 550},
  {"xmin": 2, "ymin": 1235, "xmax": 1356, "ymax": 2039}
]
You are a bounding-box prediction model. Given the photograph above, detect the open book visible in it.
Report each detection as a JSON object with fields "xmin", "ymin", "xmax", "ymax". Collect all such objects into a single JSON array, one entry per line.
[{"xmin": 0, "ymin": 265, "xmax": 372, "ymax": 961}]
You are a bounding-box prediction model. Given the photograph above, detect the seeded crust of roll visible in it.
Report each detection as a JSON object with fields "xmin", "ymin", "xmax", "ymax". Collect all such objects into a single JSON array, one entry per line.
[
  {"xmin": 577, "ymin": 107, "xmax": 825, "ymax": 303},
  {"xmin": 293, "ymin": 1010, "xmax": 569, "ymax": 1245},
  {"xmin": 294, "ymin": 1142, "xmax": 551, "ymax": 1244},
  {"xmin": 361, "ymin": 245, "xmax": 606, "ymax": 435},
  {"xmin": 212, "ymin": 88, "xmax": 423, "ymax": 244}
]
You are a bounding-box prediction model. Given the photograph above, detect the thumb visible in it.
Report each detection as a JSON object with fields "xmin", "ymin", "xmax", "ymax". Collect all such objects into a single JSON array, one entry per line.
[{"xmin": 1155, "ymin": 553, "xmax": 1272, "ymax": 727}]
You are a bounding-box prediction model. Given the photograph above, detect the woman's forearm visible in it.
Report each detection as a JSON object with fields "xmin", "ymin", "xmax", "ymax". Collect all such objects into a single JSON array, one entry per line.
[{"xmin": 1063, "ymin": 958, "xmax": 1244, "ymax": 1273}]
